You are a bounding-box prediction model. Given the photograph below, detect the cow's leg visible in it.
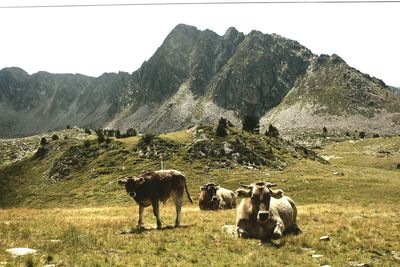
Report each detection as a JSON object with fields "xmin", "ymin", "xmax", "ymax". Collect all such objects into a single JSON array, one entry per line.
[
  {"xmin": 151, "ymin": 201, "xmax": 162, "ymax": 229},
  {"xmin": 137, "ymin": 205, "xmax": 144, "ymax": 228},
  {"xmin": 272, "ymin": 220, "xmax": 285, "ymax": 239},
  {"xmin": 174, "ymin": 195, "xmax": 183, "ymax": 227},
  {"xmin": 237, "ymin": 227, "xmax": 251, "ymax": 239}
]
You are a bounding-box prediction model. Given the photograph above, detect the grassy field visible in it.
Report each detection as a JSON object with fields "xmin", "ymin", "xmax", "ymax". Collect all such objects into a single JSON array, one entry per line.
[{"xmin": 0, "ymin": 131, "xmax": 399, "ymax": 266}]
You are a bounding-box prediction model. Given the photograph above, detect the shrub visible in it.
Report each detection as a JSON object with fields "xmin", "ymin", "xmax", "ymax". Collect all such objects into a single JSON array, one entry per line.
[
  {"xmin": 51, "ymin": 134, "xmax": 59, "ymax": 141},
  {"xmin": 216, "ymin": 117, "xmax": 228, "ymax": 137},
  {"xmin": 96, "ymin": 130, "xmax": 105, "ymax": 143},
  {"xmin": 359, "ymin": 131, "xmax": 366, "ymax": 139},
  {"xmin": 242, "ymin": 115, "xmax": 260, "ymax": 134},
  {"xmin": 265, "ymin": 124, "xmax": 279, "ymax": 138},
  {"xmin": 40, "ymin": 137, "xmax": 48, "ymax": 146},
  {"xmin": 66, "ymin": 125, "xmax": 71, "ymax": 129},
  {"xmin": 323, "ymin": 127, "xmax": 328, "ymax": 134},
  {"xmin": 83, "ymin": 140, "xmax": 91, "ymax": 147},
  {"xmin": 115, "ymin": 130, "xmax": 121, "ymax": 139},
  {"xmin": 84, "ymin": 128, "xmax": 91, "ymax": 135},
  {"xmin": 126, "ymin": 128, "xmax": 137, "ymax": 137},
  {"xmin": 139, "ymin": 134, "xmax": 155, "ymax": 146},
  {"xmin": 372, "ymin": 133, "xmax": 380, "ymax": 138}
]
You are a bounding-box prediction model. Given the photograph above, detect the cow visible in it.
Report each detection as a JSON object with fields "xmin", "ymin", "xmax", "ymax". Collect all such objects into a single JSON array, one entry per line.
[
  {"xmin": 118, "ymin": 169, "xmax": 193, "ymax": 229},
  {"xmin": 235, "ymin": 181, "xmax": 301, "ymax": 241},
  {"xmin": 199, "ymin": 182, "xmax": 237, "ymax": 210}
]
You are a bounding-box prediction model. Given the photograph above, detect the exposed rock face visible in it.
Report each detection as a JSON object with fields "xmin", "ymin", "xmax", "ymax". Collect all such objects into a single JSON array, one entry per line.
[
  {"xmin": 262, "ymin": 54, "xmax": 400, "ymax": 136},
  {"xmin": 210, "ymin": 30, "xmax": 313, "ymax": 117},
  {"xmin": 0, "ymin": 24, "xmax": 399, "ymax": 138}
]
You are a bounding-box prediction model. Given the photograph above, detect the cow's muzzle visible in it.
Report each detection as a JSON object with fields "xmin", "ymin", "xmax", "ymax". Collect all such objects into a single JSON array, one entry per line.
[{"xmin": 257, "ymin": 211, "xmax": 270, "ymax": 223}]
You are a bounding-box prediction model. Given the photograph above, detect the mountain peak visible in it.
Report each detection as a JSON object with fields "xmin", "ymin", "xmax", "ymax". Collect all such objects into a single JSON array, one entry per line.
[
  {"xmin": 1, "ymin": 24, "xmax": 399, "ymax": 138},
  {"xmin": 0, "ymin": 67, "xmax": 29, "ymax": 78}
]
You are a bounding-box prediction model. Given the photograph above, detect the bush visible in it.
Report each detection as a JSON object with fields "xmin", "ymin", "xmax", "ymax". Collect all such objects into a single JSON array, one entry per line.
[
  {"xmin": 372, "ymin": 133, "xmax": 380, "ymax": 138},
  {"xmin": 96, "ymin": 130, "xmax": 105, "ymax": 143},
  {"xmin": 115, "ymin": 130, "xmax": 121, "ymax": 139},
  {"xmin": 216, "ymin": 117, "xmax": 228, "ymax": 137},
  {"xmin": 323, "ymin": 127, "xmax": 328, "ymax": 134},
  {"xmin": 83, "ymin": 140, "xmax": 91, "ymax": 147},
  {"xmin": 139, "ymin": 134, "xmax": 155, "ymax": 146},
  {"xmin": 242, "ymin": 115, "xmax": 260, "ymax": 134},
  {"xmin": 40, "ymin": 137, "xmax": 48, "ymax": 146},
  {"xmin": 126, "ymin": 128, "xmax": 137, "ymax": 137},
  {"xmin": 51, "ymin": 134, "xmax": 59, "ymax": 141},
  {"xmin": 104, "ymin": 129, "xmax": 115, "ymax": 137},
  {"xmin": 359, "ymin": 131, "xmax": 366, "ymax": 139},
  {"xmin": 66, "ymin": 125, "xmax": 71, "ymax": 129},
  {"xmin": 84, "ymin": 128, "xmax": 91, "ymax": 135},
  {"xmin": 265, "ymin": 124, "xmax": 279, "ymax": 138}
]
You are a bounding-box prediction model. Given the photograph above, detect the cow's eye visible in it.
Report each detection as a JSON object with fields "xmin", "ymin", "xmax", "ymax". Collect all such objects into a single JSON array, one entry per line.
[{"xmin": 251, "ymin": 195, "xmax": 260, "ymax": 203}]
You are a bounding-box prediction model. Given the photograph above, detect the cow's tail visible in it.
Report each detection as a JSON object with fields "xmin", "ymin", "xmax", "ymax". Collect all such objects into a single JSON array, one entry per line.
[{"xmin": 184, "ymin": 179, "xmax": 193, "ymax": 204}]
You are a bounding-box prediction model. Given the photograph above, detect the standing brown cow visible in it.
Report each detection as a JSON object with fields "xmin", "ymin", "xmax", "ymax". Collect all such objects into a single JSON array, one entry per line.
[
  {"xmin": 235, "ymin": 181, "xmax": 300, "ymax": 240},
  {"xmin": 118, "ymin": 170, "xmax": 193, "ymax": 229}
]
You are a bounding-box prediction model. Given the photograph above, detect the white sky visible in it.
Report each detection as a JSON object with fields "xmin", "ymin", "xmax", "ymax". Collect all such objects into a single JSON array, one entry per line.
[{"xmin": 0, "ymin": 0, "xmax": 399, "ymax": 86}]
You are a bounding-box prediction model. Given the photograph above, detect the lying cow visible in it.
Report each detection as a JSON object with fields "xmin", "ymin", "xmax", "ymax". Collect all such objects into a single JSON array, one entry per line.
[
  {"xmin": 235, "ymin": 181, "xmax": 300, "ymax": 240},
  {"xmin": 199, "ymin": 182, "xmax": 237, "ymax": 210},
  {"xmin": 118, "ymin": 169, "xmax": 193, "ymax": 229}
]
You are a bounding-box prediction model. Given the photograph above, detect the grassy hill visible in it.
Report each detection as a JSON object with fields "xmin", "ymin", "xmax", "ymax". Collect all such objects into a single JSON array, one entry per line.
[{"xmin": 0, "ymin": 128, "xmax": 399, "ymax": 266}]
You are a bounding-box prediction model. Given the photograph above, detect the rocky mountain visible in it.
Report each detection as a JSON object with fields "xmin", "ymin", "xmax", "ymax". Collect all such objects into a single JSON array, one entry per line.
[
  {"xmin": 0, "ymin": 68, "xmax": 132, "ymax": 137},
  {"xmin": 1, "ymin": 24, "xmax": 399, "ymax": 138},
  {"xmin": 262, "ymin": 54, "xmax": 400, "ymax": 136}
]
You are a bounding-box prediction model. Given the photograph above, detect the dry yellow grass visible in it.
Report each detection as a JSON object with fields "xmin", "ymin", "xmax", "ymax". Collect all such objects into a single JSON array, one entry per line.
[
  {"xmin": 0, "ymin": 135, "xmax": 399, "ymax": 266},
  {"xmin": 0, "ymin": 202, "xmax": 399, "ymax": 266}
]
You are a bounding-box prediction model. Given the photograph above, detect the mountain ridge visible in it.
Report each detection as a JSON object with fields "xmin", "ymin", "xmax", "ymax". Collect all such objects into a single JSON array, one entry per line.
[{"xmin": 1, "ymin": 24, "xmax": 399, "ymax": 138}]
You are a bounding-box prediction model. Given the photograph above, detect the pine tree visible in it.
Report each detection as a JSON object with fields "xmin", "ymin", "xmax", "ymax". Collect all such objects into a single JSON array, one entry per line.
[
  {"xmin": 242, "ymin": 115, "xmax": 260, "ymax": 134},
  {"xmin": 216, "ymin": 117, "xmax": 228, "ymax": 137},
  {"xmin": 265, "ymin": 124, "xmax": 279, "ymax": 138}
]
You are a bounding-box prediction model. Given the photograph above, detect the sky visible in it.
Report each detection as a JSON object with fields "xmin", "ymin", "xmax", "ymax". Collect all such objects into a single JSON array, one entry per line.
[{"xmin": 0, "ymin": 0, "xmax": 399, "ymax": 86}]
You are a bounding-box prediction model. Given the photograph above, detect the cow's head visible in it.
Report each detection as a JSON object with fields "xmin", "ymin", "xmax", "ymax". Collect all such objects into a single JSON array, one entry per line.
[
  {"xmin": 200, "ymin": 182, "xmax": 220, "ymax": 209},
  {"xmin": 236, "ymin": 181, "xmax": 284, "ymax": 224},
  {"xmin": 117, "ymin": 176, "xmax": 145, "ymax": 198}
]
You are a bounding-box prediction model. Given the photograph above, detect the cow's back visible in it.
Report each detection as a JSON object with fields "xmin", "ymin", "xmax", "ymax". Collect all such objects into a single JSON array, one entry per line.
[
  {"xmin": 217, "ymin": 187, "xmax": 236, "ymax": 208},
  {"xmin": 136, "ymin": 170, "xmax": 186, "ymax": 203},
  {"xmin": 270, "ymin": 196, "xmax": 297, "ymax": 229}
]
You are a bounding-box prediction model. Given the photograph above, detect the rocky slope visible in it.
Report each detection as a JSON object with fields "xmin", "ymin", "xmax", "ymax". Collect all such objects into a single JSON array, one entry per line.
[
  {"xmin": 1, "ymin": 24, "xmax": 399, "ymax": 138},
  {"xmin": 262, "ymin": 54, "xmax": 400, "ymax": 137}
]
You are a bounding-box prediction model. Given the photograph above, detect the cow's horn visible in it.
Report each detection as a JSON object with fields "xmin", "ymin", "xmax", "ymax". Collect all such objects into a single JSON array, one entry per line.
[
  {"xmin": 239, "ymin": 182, "xmax": 252, "ymax": 189},
  {"xmin": 266, "ymin": 182, "xmax": 277, "ymax": 188}
]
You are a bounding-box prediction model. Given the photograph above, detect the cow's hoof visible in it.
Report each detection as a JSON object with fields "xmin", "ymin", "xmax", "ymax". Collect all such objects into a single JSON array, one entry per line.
[{"xmin": 272, "ymin": 231, "xmax": 283, "ymax": 240}]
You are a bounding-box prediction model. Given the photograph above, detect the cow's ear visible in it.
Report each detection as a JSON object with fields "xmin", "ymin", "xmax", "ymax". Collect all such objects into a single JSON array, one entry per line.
[
  {"xmin": 270, "ymin": 189, "xmax": 284, "ymax": 199},
  {"xmin": 236, "ymin": 188, "xmax": 251, "ymax": 198},
  {"xmin": 117, "ymin": 179, "xmax": 126, "ymax": 186},
  {"xmin": 136, "ymin": 177, "xmax": 145, "ymax": 185}
]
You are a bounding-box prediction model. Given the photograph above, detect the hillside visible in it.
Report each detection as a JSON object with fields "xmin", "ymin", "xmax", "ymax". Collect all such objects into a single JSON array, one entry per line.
[
  {"xmin": 0, "ymin": 129, "xmax": 399, "ymax": 266},
  {"xmin": 263, "ymin": 54, "xmax": 400, "ymax": 137},
  {"xmin": 1, "ymin": 24, "xmax": 399, "ymax": 138},
  {"xmin": 0, "ymin": 126, "xmax": 327, "ymax": 208}
]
